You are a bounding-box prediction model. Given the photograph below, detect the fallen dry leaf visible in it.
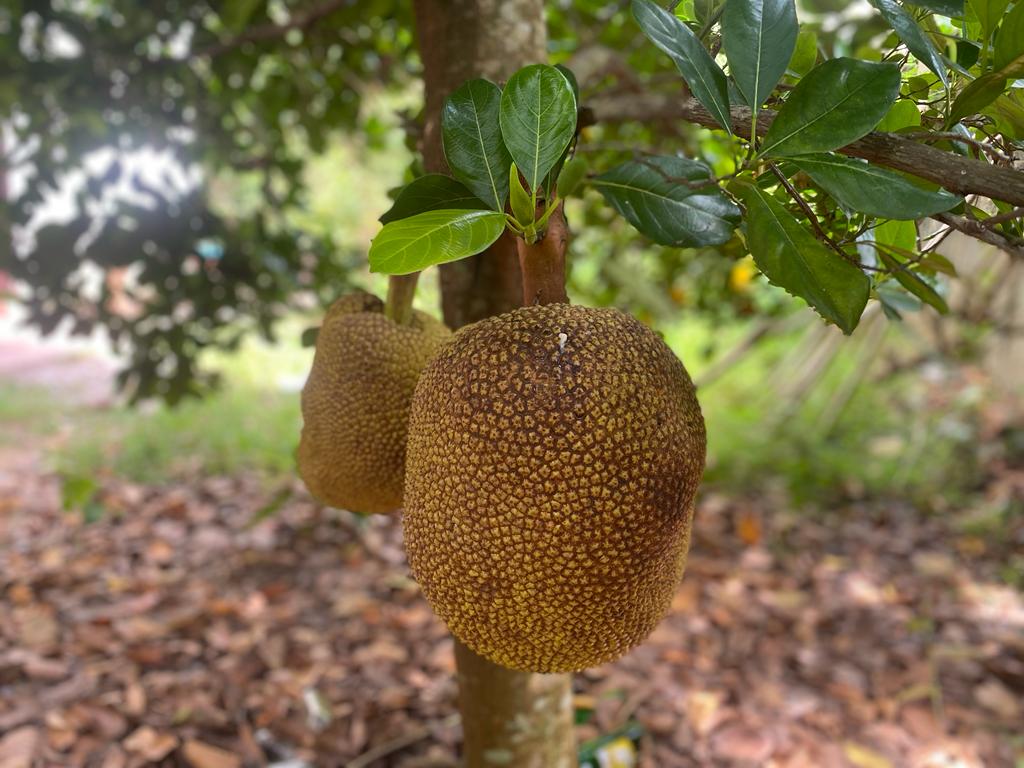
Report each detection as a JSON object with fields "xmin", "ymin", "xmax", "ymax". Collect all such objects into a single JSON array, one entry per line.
[
  {"xmin": 182, "ymin": 739, "xmax": 242, "ymax": 768},
  {"xmin": 973, "ymin": 679, "xmax": 1020, "ymax": 720},
  {"xmin": 122, "ymin": 726, "xmax": 178, "ymax": 761},
  {"xmin": 843, "ymin": 741, "xmax": 893, "ymax": 768},
  {"xmin": 0, "ymin": 727, "xmax": 39, "ymax": 768},
  {"xmin": 711, "ymin": 724, "xmax": 774, "ymax": 763}
]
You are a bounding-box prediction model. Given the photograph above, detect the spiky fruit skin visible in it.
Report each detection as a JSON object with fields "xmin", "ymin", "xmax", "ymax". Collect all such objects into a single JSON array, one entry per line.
[
  {"xmin": 403, "ymin": 303, "xmax": 706, "ymax": 672},
  {"xmin": 298, "ymin": 291, "xmax": 451, "ymax": 515}
]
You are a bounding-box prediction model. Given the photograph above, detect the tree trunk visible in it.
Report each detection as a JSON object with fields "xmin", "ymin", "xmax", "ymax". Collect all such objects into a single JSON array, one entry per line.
[
  {"xmin": 411, "ymin": 3, "xmax": 577, "ymax": 766},
  {"xmin": 413, "ymin": 0, "xmax": 545, "ymax": 328}
]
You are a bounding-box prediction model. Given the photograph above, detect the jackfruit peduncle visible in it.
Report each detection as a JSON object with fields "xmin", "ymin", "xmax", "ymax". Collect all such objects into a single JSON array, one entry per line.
[
  {"xmin": 385, "ymin": 272, "xmax": 420, "ymax": 326},
  {"xmin": 516, "ymin": 201, "xmax": 569, "ymax": 306}
]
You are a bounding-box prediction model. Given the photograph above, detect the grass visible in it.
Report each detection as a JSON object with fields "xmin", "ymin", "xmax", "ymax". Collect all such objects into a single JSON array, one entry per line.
[{"xmin": 0, "ymin": 308, "xmax": 994, "ymax": 513}]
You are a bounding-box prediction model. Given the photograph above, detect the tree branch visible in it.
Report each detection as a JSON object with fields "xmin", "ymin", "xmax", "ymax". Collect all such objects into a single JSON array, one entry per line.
[
  {"xmin": 194, "ymin": 0, "xmax": 351, "ymax": 59},
  {"xmin": 584, "ymin": 94, "xmax": 1024, "ymax": 208},
  {"xmin": 931, "ymin": 213, "xmax": 1024, "ymax": 260}
]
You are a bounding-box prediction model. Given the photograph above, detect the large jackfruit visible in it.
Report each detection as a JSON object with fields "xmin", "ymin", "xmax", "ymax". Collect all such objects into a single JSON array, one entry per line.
[
  {"xmin": 403, "ymin": 303, "xmax": 706, "ymax": 672},
  {"xmin": 298, "ymin": 291, "xmax": 451, "ymax": 514}
]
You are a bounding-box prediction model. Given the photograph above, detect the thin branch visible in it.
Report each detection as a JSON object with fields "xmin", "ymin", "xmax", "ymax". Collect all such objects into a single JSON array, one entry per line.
[
  {"xmin": 193, "ymin": 0, "xmax": 351, "ymax": 59},
  {"xmin": 583, "ymin": 94, "xmax": 1024, "ymax": 208},
  {"xmin": 899, "ymin": 131, "xmax": 1012, "ymax": 163},
  {"xmin": 981, "ymin": 206, "xmax": 1024, "ymax": 228},
  {"xmin": 932, "ymin": 212, "xmax": 1024, "ymax": 260},
  {"xmin": 766, "ymin": 162, "xmax": 881, "ymax": 271}
]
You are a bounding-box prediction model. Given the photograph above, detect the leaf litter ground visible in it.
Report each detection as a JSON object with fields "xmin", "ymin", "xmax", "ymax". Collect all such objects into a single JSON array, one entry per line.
[{"xmin": 0, "ymin": 439, "xmax": 1021, "ymax": 767}]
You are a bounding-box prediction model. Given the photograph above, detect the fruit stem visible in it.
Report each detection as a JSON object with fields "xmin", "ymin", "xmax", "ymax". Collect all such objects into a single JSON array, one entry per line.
[
  {"xmin": 516, "ymin": 202, "xmax": 569, "ymax": 306},
  {"xmin": 385, "ymin": 272, "xmax": 420, "ymax": 326}
]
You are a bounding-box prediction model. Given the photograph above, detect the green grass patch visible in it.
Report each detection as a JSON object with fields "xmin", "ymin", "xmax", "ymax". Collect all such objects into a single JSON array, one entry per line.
[{"xmin": 1, "ymin": 310, "xmax": 991, "ymax": 510}]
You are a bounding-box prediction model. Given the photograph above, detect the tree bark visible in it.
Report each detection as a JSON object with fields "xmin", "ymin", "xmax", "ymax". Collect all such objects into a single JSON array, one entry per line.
[
  {"xmin": 586, "ymin": 93, "xmax": 1024, "ymax": 208},
  {"xmin": 411, "ymin": 3, "xmax": 577, "ymax": 767},
  {"xmin": 413, "ymin": 0, "xmax": 547, "ymax": 328}
]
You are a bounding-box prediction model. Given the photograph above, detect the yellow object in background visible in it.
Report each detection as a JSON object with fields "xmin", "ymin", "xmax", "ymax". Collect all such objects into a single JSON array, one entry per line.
[{"xmin": 729, "ymin": 257, "xmax": 757, "ymax": 292}]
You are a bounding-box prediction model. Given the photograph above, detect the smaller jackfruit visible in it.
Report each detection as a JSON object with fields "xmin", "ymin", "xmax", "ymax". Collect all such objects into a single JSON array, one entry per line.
[{"xmin": 298, "ymin": 291, "xmax": 451, "ymax": 514}]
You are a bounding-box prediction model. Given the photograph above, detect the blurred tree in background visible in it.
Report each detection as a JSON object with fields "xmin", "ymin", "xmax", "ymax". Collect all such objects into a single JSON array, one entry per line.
[{"xmin": 2, "ymin": 0, "xmax": 1022, "ymax": 401}]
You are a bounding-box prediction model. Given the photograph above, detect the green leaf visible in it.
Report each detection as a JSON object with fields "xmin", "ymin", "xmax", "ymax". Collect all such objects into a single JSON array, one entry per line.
[
  {"xmin": 556, "ymin": 156, "xmax": 589, "ymax": 198},
  {"xmin": 870, "ymin": 0, "xmax": 949, "ymax": 88},
  {"xmin": 61, "ymin": 474, "xmax": 98, "ymax": 512},
  {"xmin": 554, "ymin": 64, "xmax": 580, "ymax": 105},
  {"xmin": 441, "ymin": 79, "xmax": 512, "ymax": 212},
  {"xmin": 730, "ymin": 179, "xmax": 870, "ymax": 333},
  {"xmin": 221, "ymin": 0, "xmax": 262, "ymax": 31},
  {"xmin": 983, "ymin": 88, "xmax": 1024, "ymax": 139},
  {"xmin": 760, "ymin": 58, "xmax": 901, "ymax": 157},
  {"xmin": 994, "ymin": 4, "xmax": 1024, "ymax": 75},
  {"xmin": 967, "ymin": 0, "xmax": 1011, "ymax": 41},
  {"xmin": 593, "ymin": 156, "xmax": 741, "ymax": 247},
  {"xmin": 789, "ymin": 154, "xmax": 961, "ymax": 219},
  {"xmin": 788, "ymin": 28, "xmax": 819, "ymax": 78},
  {"xmin": 379, "ymin": 174, "xmax": 489, "ymax": 224},
  {"xmin": 876, "ymin": 99, "xmax": 922, "ymax": 131},
  {"xmin": 368, "ymin": 209, "xmax": 506, "ymax": 275},
  {"xmin": 948, "ymin": 71, "xmax": 1007, "ymax": 124},
  {"xmin": 878, "ymin": 252, "xmax": 949, "ymax": 313},
  {"xmin": 722, "ymin": 0, "xmax": 798, "ymax": 113},
  {"xmin": 499, "ymin": 64, "xmax": 577, "ymax": 193},
  {"xmin": 905, "ymin": 0, "xmax": 964, "ymax": 15},
  {"xmin": 632, "ymin": 0, "xmax": 733, "ymax": 132},
  {"xmin": 919, "ymin": 252, "xmax": 957, "ymax": 276},
  {"xmin": 300, "ymin": 326, "xmax": 319, "ymax": 348},
  {"xmin": 509, "ymin": 163, "xmax": 536, "ymax": 226},
  {"xmin": 875, "ymin": 219, "xmax": 918, "ymax": 253}
]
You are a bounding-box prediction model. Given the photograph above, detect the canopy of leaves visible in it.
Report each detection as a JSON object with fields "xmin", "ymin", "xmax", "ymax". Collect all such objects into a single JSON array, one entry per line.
[{"xmin": 3, "ymin": 0, "xmax": 1023, "ymax": 399}]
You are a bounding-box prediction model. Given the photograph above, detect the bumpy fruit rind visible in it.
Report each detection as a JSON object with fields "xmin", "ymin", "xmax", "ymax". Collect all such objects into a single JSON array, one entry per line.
[
  {"xmin": 298, "ymin": 291, "xmax": 451, "ymax": 514},
  {"xmin": 403, "ymin": 303, "xmax": 706, "ymax": 672}
]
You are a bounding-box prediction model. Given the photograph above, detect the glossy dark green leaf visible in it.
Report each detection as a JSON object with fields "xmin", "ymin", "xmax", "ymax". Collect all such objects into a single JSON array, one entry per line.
[
  {"xmin": 632, "ymin": 0, "xmax": 732, "ymax": 132},
  {"xmin": 789, "ymin": 154, "xmax": 961, "ymax": 219},
  {"xmin": 592, "ymin": 156, "xmax": 741, "ymax": 247},
  {"xmin": 722, "ymin": 0, "xmax": 798, "ymax": 112},
  {"xmin": 878, "ymin": 252, "xmax": 949, "ymax": 313},
  {"xmin": 547, "ymin": 65, "xmax": 581, "ymax": 194},
  {"xmin": 368, "ymin": 209, "xmax": 506, "ymax": 275},
  {"xmin": 499, "ymin": 64, "xmax": 577, "ymax": 193},
  {"xmin": 995, "ymin": 4, "xmax": 1024, "ymax": 75},
  {"xmin": 948, "ymin": 72, "xmax": 1007, "ymax": 124},
  {"xmin": 441, "ymin": 79, "xmax": 512, "ymax": 211},
  {"xmin": 554, "ymin": 64, "xmax": 580, "ymax": 105},
  {"xmin": 870, "ymin": 0, "xmax": 949, "ymax": 88},
  {"xmin": 905, "ymin": 0, "xmax": 964, "ymax": 15},
  {"xmin": 730, "ymin": 179, "xmax": 870, "ymax": 334},
  {"xmin": 760, "ymin": 58, "xmax": 901, "ymax": 157},
  {"xmin": 379, "ymin": 174, "xmax": 489, "ymax": 224}
]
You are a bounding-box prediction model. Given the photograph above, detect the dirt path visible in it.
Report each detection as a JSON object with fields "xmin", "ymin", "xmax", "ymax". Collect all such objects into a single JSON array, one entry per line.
[
  {"xmin": 0, "ymin": 445, "xmax": 1021, "ymax": 768},
  {"xmin": 0, "ymin": 337, "xmax": 117, "ymax": 406}
]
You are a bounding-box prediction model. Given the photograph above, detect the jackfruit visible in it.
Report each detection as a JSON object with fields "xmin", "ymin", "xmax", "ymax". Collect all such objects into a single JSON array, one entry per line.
[
  {"xmin": 298, "ymin": 291, "xmax": 452, "ymax": 514},
  {"xmin": 403, "ymin": 303, "xmax": 706, "ymax": 672}
]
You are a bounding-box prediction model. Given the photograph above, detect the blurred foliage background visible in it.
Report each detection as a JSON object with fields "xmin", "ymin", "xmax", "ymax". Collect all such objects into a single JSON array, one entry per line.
[{"xmin": 0, "ymin": 0, "xmax": 1021, "ymax": 526}]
